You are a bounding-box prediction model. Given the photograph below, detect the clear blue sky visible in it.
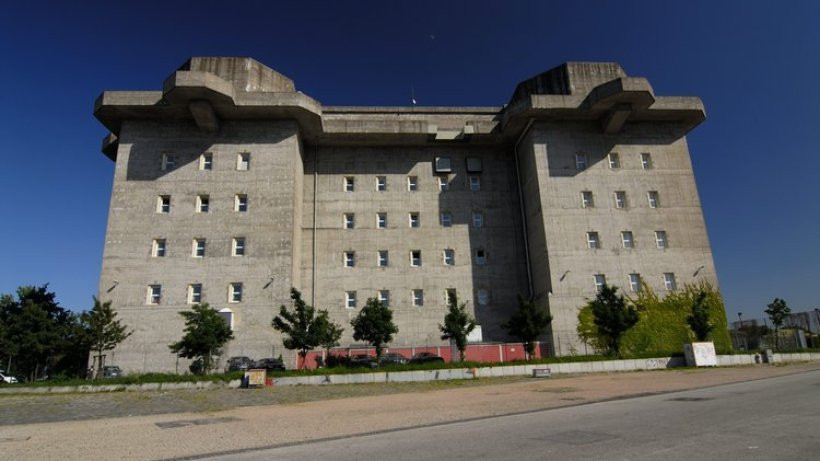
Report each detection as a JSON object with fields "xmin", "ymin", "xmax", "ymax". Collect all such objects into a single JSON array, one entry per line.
[{"xmin": 1, "ymin": 1, "xmax": 818, "ymax": 323}]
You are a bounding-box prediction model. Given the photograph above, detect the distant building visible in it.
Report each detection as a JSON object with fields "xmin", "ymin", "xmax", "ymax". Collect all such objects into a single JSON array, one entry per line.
[
  {"xmin": 783, "ymin": 309, "xmax": 820, "ymax": 334},
  {"xmin": 94, "ymin": 57, "xmax": 717, "ymax": 372}
]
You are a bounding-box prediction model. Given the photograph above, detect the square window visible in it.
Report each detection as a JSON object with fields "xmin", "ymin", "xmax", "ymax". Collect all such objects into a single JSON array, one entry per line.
[
  {"xmin": 161, "ymin": 153, "xmax": 176, "ymax": 171},
  {"xmin": 664, "ymin": 273, "xmax": 677, "ymax": 291},
  {"xmin": 587, "ymin": 232, "xmax": 600, "ymax": 249},
  {"xmin": 409, "ymin": 212, "xmax": 420, "ymax": 228},
  {"xmin": 152, "ymin": 239, "xmax": 166, "ymax": 257},
  {"xmin": 237, "ymin": 152, "xmax": 250, "ymax": 171},
  {"xmin": 655, "ymin": 230, "xmax": 668, "ymax": 249},
  {"xmin": 445, "ymin": 288, "xmax": 457, "ymax": 305},
  {"xmin": 475, "ymin": 249, "xmax": 487, "ymax": 265},
  {"xmin": 412, "ymin": 289, "xmax": 424, "ymax": 307},
  {"xmin": 188, "ymin": 284, "xmax": 202, "ymax": 304},
  {"xmin": 438, "ymin": 176, "xmax": 449, "ymax": 192},
  {"xmin": 410, "ymin": 250, "xmax": 422, "ymax": 267},
  {"xmin": 477, "ymin": 288, "xmax": 489, "ymax": 306},
  {"xmin": 148, "ymin": 285, "xmax": 162, "ymax": 305},
  {"xmin": 377, "ymin": 212, "xmax": 387, "ymax": 229},
  {"xmin": 440, "ymin": 212, "xmax": 452, "ymax": 227},
  {"xmin": 594, "ymin": 274, "xmax": 606, "ymax": 292},
  {"xmin": 233, "ymin": 238, "xmax": 245, "ymax": 256},
  {"xmin": 648, "ymin": 191, "xmax": 659, "ymax": 208},
  {"xmin": 235, "ymin": 194, "xmax": 248, "ymax": 212},
  {"xmin": 378, "ymin": 290, "xmax": 390, "ymax": 307},
  {"xmin": 344, "ymin": 213, "xmax": 355, "ymax": 229},
  {"xmin": 407, "ymin": 176, "xmax": 418, "ymax": 191},
  {"xmin": 641, "ymin": 153, "xmax": 653, "ymax": 170},
  {"xmin": 629, "ymin": 273, "xmax": 642, "ymax": 292},
  {"xmin": 158, "ymin": 195, "xmax": 171, "ymax": 213},
  {"xmin": 435, "ymin": 156, "xmax": 452, "ymax": 173},
  {"xmin": 344, "ymin": 251, "xmax": 355, "ymax": 268},
  {"xmin": 229, "ymin": 283, "xmax": 243, "ymax": 303},
  {"xmin": 193, "ymin": 239, "xmax": 206, "ymax": 257},
  {"xmin": 614, "ymin": 191, "xmax": 627, "ymax": 209},
  {"xmin": 197, "ymin": 195, "xmax": 209, "ymax": 213},
  {"xmin": 581, "ymin": 191, "xmax": 594, "ymax": 208},
  {"xmin": 378, "ymin": 250, "xmax": 389, "ymax": 267},
  {"xmin": 575, "ymin": 153, "xmax": 588, "ymax": 171},
  {"xmin": 621, "ymin": 231, "xmax": 634, "ymax": 249},
  {"xmin": 469, "ymin": 176, "xmax": 481, "ymax": 191},
  {"xmin": 345, "ymin": 291, "xmax": 357, "ymax": 309},
  {"xmin": 200, "ymin": 153, "xmax": 213, "ymax": 170},
  {"xmin": 443, "ymin": 249, "xmax": 455, "ymax": 266},
  {"xmin": 344, "ymin": 176, "xmax": 355, "ymax": 192},
  {"xmin": 608, "ymin": 153, "xmax": 620, "ymax": 169},
  {"xmin": 466, "ymin": 157, "xmax": 483, "ymax": 173},
  {"xmin": 472, "ymin": 212, "xmax": 484, "ymax": 228},
  {"xmin": 376, "ymin": 176, "xmax": 386, "ymax": 191}
]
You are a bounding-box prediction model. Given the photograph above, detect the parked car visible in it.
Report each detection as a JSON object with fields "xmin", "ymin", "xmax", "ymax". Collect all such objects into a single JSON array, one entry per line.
[
  {"xmin": 254, "ymin": 357, "xmax": 286, "ymax": 371},
  {"xmin": 379, "ymin": 352, "xmax": 408, "ymax": 366},
  {"xmin": 226, "ymin": 356, "xmax": 255, "ymax": 372},
  {"xmin": 409, "ymin": 352, "xmax": 445, "ymax": 364},
  {"xmin": 347, "ymin": 354, "xmax": 378, "ymax": 368},
  {"xmin": 102, "ymin": 366, "xmax": 122, "ymax": 379},
  {"xmin": 0, "ymin": 371, "xmax": 18, "ymax": 384}
]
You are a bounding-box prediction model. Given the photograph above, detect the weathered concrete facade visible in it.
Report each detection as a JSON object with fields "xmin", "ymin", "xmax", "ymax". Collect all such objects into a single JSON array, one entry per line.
[{"xmin": 95, "ymin": 57, "xmax": 715, "ymax": 371}]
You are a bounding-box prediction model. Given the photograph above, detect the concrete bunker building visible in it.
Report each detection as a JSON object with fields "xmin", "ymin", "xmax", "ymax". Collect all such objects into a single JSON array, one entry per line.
[{"xmin": 94, "ymin": 57, "xmax": 716, "ymax": 371}]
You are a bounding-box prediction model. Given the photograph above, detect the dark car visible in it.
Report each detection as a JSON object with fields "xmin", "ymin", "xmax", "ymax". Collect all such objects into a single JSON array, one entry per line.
[
  {"xmin": 254, "ymin": 357, "xmax": 286, "ymax": 371},
  {"xmin": 347, "ymin": 354, "xmax": 378, "ymax": 368},
  {"xmin": 379, "ymin": 352, "xmax": 408, "ymax": 366},
  {"xmin": 409, "ymin": 352, "xmax": 445, "ymax": 364},
  {"xmin": 102, "ymin": 366, "xmax": 122, "ymax": 378},
  {"xmin": 226, "ymin": 356, "xmax": 255, "ymax": 372}
]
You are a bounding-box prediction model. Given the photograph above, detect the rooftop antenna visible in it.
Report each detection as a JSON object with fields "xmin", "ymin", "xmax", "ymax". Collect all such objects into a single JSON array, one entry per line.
[{"xmin": 410, "ymin": 85, "xmax": 417, "ymax": 106}]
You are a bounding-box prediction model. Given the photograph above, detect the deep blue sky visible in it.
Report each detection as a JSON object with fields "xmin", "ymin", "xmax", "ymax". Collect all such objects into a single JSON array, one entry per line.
[{"xmin": 1, "ymin": 1, "xmax": 818, "ymax": 323}]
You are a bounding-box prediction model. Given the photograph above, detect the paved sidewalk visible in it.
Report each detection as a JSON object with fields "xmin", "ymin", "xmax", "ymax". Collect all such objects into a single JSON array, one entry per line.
[{"xmin": 1, "ymin": 362, "xmax": 818, "ymax": 461}]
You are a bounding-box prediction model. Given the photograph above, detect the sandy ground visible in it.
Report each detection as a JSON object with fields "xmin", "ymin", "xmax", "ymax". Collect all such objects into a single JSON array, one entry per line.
[{"xmin": 1, "ymin": 362, "xmax": 818, "ymax": 461}]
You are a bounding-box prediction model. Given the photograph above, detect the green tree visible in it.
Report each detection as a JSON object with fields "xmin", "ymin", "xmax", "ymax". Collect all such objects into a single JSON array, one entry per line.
[
  {"xmin": 168, "ymin": 303, "xmax": 234, "ymax": 374},
  {"xmin": 587, "ymin": 284, "xmax": 638, "ymax": 357},
  {"xmin": 314, "ymin": 309, "xmax": 344, "ymax": 357},
  {"xmin": 764, "ymin": 298, "xmax": 791, "ymax": 350},
  {"xmin": 351, "ymin": 298, "xmax": 398, "ymax": 362},
  {"xmin": 272, "ymin": 289, "xmax": 320, "ymax": 369},
  {"xmin": 686, "ymin": 290, "xmax": 714, "ymax": 342},
  {"xmin": 502, "ymin": 294, "xmax": 553, "ymax": 358},
  {"xmin": 439, "ymin": 294, "xmax": 476, "ymax": 362},
  {"xmin": 81, "ymin": 297, "xmax": 132, "ymax": 379}
]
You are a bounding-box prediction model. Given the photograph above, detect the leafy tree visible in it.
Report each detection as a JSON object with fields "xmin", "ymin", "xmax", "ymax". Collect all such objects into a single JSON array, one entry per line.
[
  {"xmin": 273, "ymin": 289, "xmax": 319, "ymax": 369},
  {"xmin": 351, "ymin": 298, "xmax": 398, "ymax": 362},
  {"xmin": 502, "ymin": 294, "xmax": 553, "ymax": 358},
  {"xmin": 0, "ymin": 285, "xmax": 82, "ymax": 380},
  {"xmin": 439, "ymin": 294, "xmax": 476, "ymax": 362},
  {"xmin": 686, "ymin": 290, "xmax": 714, "ymax": 341},
  {"xmin": 169, "ymin": 303, "xmax": 234, "ymax": 374},
  {"xmin": 81, "ymin": 297, "xmax": 132, "ymax": 378},
  {"xmin": 765, "ymin": 298, "xmax": 791, "ymax": 350},
  {"xmin": 586, "ymin": 284, "xmax": 638, "ymax": 357},
  {"xmin": 315, "ymin": 309, "xmax": 344, "ymax": 356}
]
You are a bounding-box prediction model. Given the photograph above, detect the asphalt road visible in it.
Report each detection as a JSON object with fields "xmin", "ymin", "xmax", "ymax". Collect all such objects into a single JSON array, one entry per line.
[{"xmin": 195, "ymin": 369, "xmax": 820, "ymax": 460}]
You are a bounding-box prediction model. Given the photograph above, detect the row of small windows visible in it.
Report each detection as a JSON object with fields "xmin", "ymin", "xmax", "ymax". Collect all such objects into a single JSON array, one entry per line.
[
  {"xmin": 586, "ymin": 230, "xmax": 668, "ymax": 249},
  {"xmin": 581, "ymin": 190, "xmax": 660, "ymax": 209},
  {"xmin": 343, "ymin": 174, "xmax": 481, "ymax": 193},
  {"xmin": 342, "ymin": 248, "xmax": 488, "ymax": 268},
  {"xmin": 161, "ymin": 152, "xmax": 249, "ymax": 172},
  {"xmin": 575, "ymin": 152, "xmax": 654, "ymax": 171},
  {"xmin": 151, "ymin": 238, "xmax": 246, "ymax": 257},
  {"xmin": 156, "ymin": 194, "xmax": 248, "ymax": 213},
  {"xmin": 342, "ymin": 211, "xmax": 484, "ymax": 229},
  {"xmin": 593, "ymin": 272, "xmax": 678, "ymax": 293},
  {"xmin": 147, "ymin": 282, "xmax": 243, "ymax": 305},
  {"xmin": 344, "ymin": 287, "xmax": 487, "ymax": 309}
]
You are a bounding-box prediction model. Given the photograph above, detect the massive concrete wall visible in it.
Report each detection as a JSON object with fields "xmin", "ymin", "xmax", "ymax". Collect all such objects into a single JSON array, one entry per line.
[
  {"xmin": 301, "ymin": 145, "xmax": 528, "ymax": 346},
  {"xmin": 523, "ymin": 121, "xmax": 717, "ymax": 355},
  {"xmin": 98, "ymin": 120, "xmax": 303, "ymax": 372}
]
